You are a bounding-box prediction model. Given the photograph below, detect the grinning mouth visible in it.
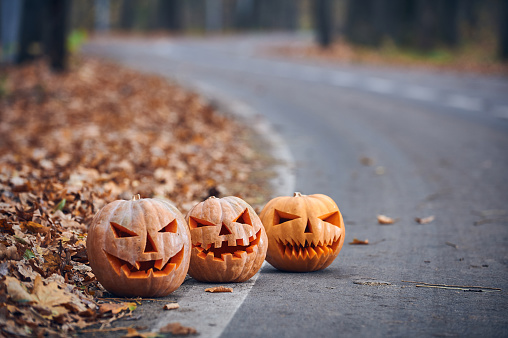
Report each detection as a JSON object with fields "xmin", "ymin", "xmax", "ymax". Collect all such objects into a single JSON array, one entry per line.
[
  {"xmin": 275, "ymin": 237, "xmax": 341, "ymax": 259},
  {"xmin": 193, "ymin": 229, "xmax": 262, "ymax": 261},
  {"xmin": 104, "ymin": 247, "xmax": 184, "ymax": 278}
]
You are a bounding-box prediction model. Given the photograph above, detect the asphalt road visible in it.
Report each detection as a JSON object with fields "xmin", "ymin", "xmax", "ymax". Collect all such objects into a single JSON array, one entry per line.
[{"xmin": 84, "ymin": 34, "xmax": 508, "ymax": 337}]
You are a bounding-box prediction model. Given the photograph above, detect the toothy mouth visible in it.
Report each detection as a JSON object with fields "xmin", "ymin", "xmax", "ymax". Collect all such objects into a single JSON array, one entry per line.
[
  {"xmin": 275, "ymin": 237, "xmax": 341, "ymax": 259},
  {"xmin": 193, "ymin": 229, "xmax": 262, "ymax": 261},
  {"xmin": 104, "ymin": 247, "xmax": 184, "ymax": 278}
]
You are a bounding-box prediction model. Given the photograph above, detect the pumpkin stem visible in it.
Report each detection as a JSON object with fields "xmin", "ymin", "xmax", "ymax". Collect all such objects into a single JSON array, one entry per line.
[
  {"xmin": 132, "ymin": 194, "xmax": 141, "ymax": 201},
  {"xmin": 294, "ymin": 192, "xmax": 303, "ymax": 197}
]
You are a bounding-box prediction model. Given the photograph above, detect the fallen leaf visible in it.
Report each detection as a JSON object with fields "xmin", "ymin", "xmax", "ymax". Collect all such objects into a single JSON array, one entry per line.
[
  {"xmin": 99, "ymin": 302, "xmax": 137, "ymax": 315},
  {"xmin": 415, "ymin": 215, "xmax": 435, "ymax": 224},
  {"xmin": 360, "ymin": 157, "xmax": 374, "ymax": 166},
  {"xmin": 205, "ymin": 286, "xmax": 233, "ymax": 293},
  {"xmin": 349, "ymin": 238, "xmax": 369, "ymax": 245},
  {"xmin": 4, "ymin": 276, "xmax": 35, "ymax": 303},
  {"xmin": 122, "ymin": 327, "xmax": 159, "ymax": 338},
  {"xmin": 377, "ymin": 214, "xmax": 396, "ymax": 224},
  {"xmin": 445, "ymin": 241, "xmax": 458, "ymax": 249},
  {"xmin": 163, "ymin": 303, "xmax": 180, "ymax": 310},
  {"xmin": 159, "ymin": 322, "xmax": 197, "ymax": 335},
  {"xmin": 32, "ymin": 275, "xmax": 72, "ymax": 314},
  {"xmin": 21, "ymin": 221, "xmax": 50, "ymax": 234}
]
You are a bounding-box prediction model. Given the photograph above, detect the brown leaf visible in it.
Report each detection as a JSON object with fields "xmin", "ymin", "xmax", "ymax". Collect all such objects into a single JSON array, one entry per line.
[
  {"xmin": 359, "ymin": 157, "xmax": 374, "ymax": 166},
  {"xmin": 0, "ymin": 218, "xmax": 15, "ymax": 234},
  {"xmin": 349, "ymin": 238, "xmax": 369, "ymax": 245},
  {"xmin": 32, "ymin": 275, "xmax": 72, "ymax": 314},
  {"xmin": 99, "ymin": 302, "xmax": 136, "ymax": 315},
  {"xmin": 205, "ymin": 286, "xmax": 233, "ymax": 293},
  {"xmin": 122, "ymin": 328, "xmax": 159, "ymax": 338},
  {"xmin": 4, "ymin": 276, "xmax": 35, "ymax": 303},
  {"xmin": 159, "ymin": 322, "xmax": 198, "ymax": 335},
  {"xmin": 163, "ymin": 303, "xmax": 180, "ymax": 310},
  {"xmin": 415, "ymin": 215, "xmax": 435, "ymax": 224},
  {"xmin": 377, "ymin": 214, "xmax": 396, "ymax": 224},
  {"xmin": 21, "ymin": 221, "xmax": 50, "ymax": 234}
]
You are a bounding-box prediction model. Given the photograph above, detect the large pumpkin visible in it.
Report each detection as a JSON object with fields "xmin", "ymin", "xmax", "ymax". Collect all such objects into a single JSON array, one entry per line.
[
  {"xmin": 259, "ymin": 192, "xmax": 345, "ymax": 272},
  {"xmin": 185, "ymin": 196, "xmax": 268, "ymax": 282},
  {"xmin": 87, "ymin": 197, "xmax": 191, "ymax": 297}
]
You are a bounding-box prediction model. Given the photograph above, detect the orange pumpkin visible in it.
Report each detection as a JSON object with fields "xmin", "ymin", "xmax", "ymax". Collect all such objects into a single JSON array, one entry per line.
[
  {"xmin": 259, "ymin": 192, "xmax": 345, "ymax": 272},
  {"xmin": 87, "ymin": 196, "xmax": 191, "ymax": 297},
  {"xmin": 185, "ymin": 196, "xmax": 268, "ymax": 282}
]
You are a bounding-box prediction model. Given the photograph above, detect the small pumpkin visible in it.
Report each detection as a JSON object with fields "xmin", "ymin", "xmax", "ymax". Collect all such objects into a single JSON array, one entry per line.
[
  {"xmin": 259, "ymin": 192, "xmax": 345, "ymax": 272},
  {"xmin": 87, "ymin": 196, "xmax": 191, "ymax": 297},
  {"xmin": 185, "ymin": 196, "xmax": 268, "ymax": 282}
]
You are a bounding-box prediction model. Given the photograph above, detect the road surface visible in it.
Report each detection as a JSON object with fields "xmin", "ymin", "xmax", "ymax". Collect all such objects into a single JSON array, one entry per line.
[{"xmin": 84, "ymin": 34, "xmax": 508, "ymax": 337}]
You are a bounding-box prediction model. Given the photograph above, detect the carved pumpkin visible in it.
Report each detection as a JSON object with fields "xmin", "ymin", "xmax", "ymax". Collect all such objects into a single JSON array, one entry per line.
[
  {"xmin": 87, "ymin": 197, "xmax": 191, "ymax": 297},
  {"xmin": 185, "ymin": 196, "xmax": 268, "ymax": 282},
  {"xmin": 259, "ymin": 192, "xmax": 345, "ymax": 272}
]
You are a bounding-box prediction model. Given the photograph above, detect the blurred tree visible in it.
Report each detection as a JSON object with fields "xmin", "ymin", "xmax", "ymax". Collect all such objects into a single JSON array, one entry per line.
[
  {"xmin": 44, "ymin": 0, "xmax": 70, "ymax": 71},
  {"xmin": 95, "ymin": 0, "xmax": 110, "ymax": 31},
  {"xmin": 119, "ymin": 0, "xmax": 136, "ymax": 30},
  {"xmin": 501, "ymin": 0, "xmax": 508, "ymax": 60},
  {"xmin": 315, "ymin": 0, "xmax": 333, "ymax": 48},
  {"xmin": 206, "ymin": 0, "xmax": 223, "ymax": 32},
  {"xmin": 438, "ymin": 0, "xmax": 459, "ymax": 47},
  {"xmin": 157, "ymin": 0, "xmax": 182, "ymax": 31},
  {"xmin": 1, "ymin": 0, "xmax": 23, "ymax": 63},
  {"xmin": 17, "ymin": 0, "xmax": 44, "ymax": 64}
]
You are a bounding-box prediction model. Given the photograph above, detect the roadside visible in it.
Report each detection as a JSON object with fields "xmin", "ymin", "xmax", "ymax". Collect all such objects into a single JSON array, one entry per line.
[
  {"xmin": 270, "ymin": 37, "xmax": 508, "ymax": 76},
  {"xmin": 0, "ymin": 57, "xmax": 285, "ymax": 336}
]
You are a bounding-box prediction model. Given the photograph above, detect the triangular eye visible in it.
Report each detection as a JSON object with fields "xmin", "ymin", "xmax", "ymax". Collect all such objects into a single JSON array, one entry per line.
[
  {"xmin": 159, "ymin": 219, "xmax": 178, "ymax": 233},
  {"xmin": 219, "ymin": 223, "xmax": 232, "ymax": 235},
  {"xmin": 234, "ymin": 208, "xmax": 252, "ymax": 226},
  {"xmin": 110, "ymin": 222, "xmax": 138, "ymax": 238},
  {"xmin": 273, "ymin": 209, "xmax": 300, "ymax": 225},
  {"xmin": 188, "ymin": 217, "xmax": 216, "ymax": 229},
  {"xmin": 319, "ymin": 211, "xmax": 341, "ymax": 227}
]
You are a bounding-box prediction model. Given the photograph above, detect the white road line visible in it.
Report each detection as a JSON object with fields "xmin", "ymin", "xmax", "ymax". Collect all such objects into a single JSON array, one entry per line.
[
  {"xmin": 365, "ymin": 77, "xmax": 395, "ymax": 94},
  {"xmin": 299, "ymin": 67, "xmax": 323, "ymax": 82},
  {"xmin": 329, "ymin": 72, "xmax": 356, "ymax": 87},
  {"xmin": 153, "ymin": 270, "xmax": 264, "ymax": 337},
  {"xmin": 147, "ymin": 80, "xmax": 294, "ymax": 337},
  {"xmin": 445, "ymin": 94, "xmax": 483, "ymax": 111},
  {"xmin": 491, "ymin": 105, "xmax": 508, "ymax": 119},
  {"xmin": 402, "ymin": 85, "xmax": 438, "ymax": 102}
]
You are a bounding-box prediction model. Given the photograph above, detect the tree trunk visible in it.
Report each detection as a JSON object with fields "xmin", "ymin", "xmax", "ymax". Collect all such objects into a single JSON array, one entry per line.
[
  {"xmin": 205, "ymin": 0, "xmax": 222, "ymax": 33},
  {"xmin": 95, "ymin": 0, "xmax": 110, "ymax": 32},
  {"xmin": 119, "ymin": 0, "xmax": 136, "ymax": 30},
  {"xmin": 314, "ymin": 0, "xmax": 333, "ymax": 48},
  {"xmin": 1, "ymin": 0, "xmax": 23, "ymax": 63},
  {"xmin": 17, "ymin": 0, "xmax": 44, "ymax": 64},
  {"xmin": 500, "ymin": 0, "xmax": 508, "ymax": 60},
  {"xmin": 415, "ymin": 0, "xmax": 437, "ymax": 51},
  {"xmin": 438, "ymin": 0, "xmax": 458, "ymax": 47},
  {"xmin": 44, "ymin": 0, "xmax": 70, "ymax": 72}
]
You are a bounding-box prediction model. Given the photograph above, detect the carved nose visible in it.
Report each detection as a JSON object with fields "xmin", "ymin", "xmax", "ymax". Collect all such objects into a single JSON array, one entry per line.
[
  {"xmin": 144, "ymin": 232, "xmax": 157, "ymax": 253},
  {"xmin": 304, "ymin": 219, "xmax": 313, "ymax": 233}
]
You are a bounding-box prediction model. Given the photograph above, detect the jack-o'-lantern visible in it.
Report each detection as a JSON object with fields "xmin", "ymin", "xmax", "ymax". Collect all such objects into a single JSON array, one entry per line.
[
  {"xmin": 259, "ymin": 192, "xmax": 345, "ymax": 272},
  {"xmin": 185, "ymin": 196, "xmax": 268, "ymax": 282},
  {"xmin": 87, "ymin": 196, "xmax": 191, "ymax": 297}
]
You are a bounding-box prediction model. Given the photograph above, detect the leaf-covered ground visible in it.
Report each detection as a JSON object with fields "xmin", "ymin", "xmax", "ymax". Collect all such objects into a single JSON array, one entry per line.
[{"xmin": 0, "ymin": 58, "xmax": 274, "ymax": 336}]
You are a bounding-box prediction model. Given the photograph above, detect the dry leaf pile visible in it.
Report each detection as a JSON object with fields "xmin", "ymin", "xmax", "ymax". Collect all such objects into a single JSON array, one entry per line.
[{"xmin": 0, "ymin": 58, "xmax": 272, "ymax": 335}]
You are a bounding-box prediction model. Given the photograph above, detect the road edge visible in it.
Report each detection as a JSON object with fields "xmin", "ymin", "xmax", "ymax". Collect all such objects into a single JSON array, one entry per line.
[{"xmin": 155, "ymin": 78, "xmax": 295, "ymax": 338}]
